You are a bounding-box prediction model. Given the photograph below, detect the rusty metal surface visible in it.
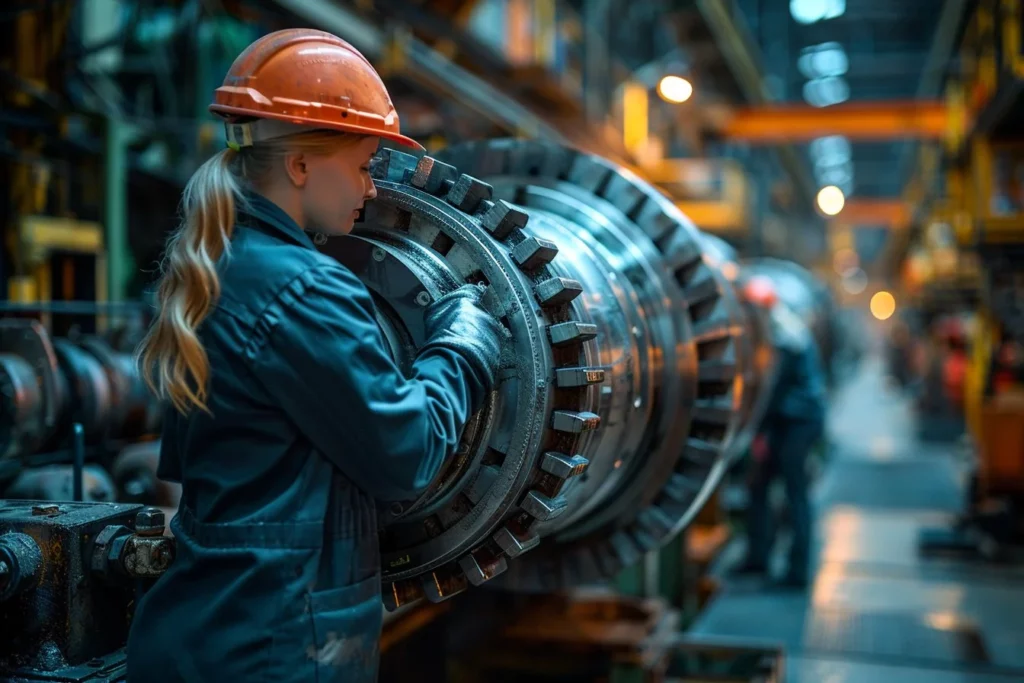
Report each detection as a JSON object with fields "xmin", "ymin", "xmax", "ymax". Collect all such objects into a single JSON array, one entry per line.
[{"xmin": 0, "ymin": 500, "xmax": 141, "ymax": 676}]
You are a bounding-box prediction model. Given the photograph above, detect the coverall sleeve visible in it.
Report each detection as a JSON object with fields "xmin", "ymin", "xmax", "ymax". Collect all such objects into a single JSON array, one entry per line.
[{"xmin": 249, "ymin": 264, "xmax": 484, "ymax": 502}]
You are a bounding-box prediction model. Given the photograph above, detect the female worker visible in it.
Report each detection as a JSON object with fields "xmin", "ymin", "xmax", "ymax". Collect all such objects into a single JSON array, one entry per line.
[{"xmin": 127, "ymin": 29, "xmax": 503, "ymax": 683}]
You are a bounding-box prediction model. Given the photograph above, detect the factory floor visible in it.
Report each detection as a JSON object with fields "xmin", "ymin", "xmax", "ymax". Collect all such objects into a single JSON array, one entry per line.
[{"xmin": 691, "ymin": 356, "xmax": 1024, "ymax": 683}]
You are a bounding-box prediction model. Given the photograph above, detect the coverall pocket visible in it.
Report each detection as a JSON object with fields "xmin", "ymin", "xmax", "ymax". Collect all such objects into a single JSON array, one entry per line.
[{"xmin": 305, "ymin": 573, "xmax": 383, "ymax": 683}]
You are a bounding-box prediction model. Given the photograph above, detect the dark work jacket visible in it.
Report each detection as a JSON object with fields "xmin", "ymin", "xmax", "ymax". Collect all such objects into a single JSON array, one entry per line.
[
  {"xmin": 126, "ymin": 194, "xmax": 486, "ymax": 683},
  {"xmin": 762, "ymin": 304, "xmax": 828, "ymax": 426}
]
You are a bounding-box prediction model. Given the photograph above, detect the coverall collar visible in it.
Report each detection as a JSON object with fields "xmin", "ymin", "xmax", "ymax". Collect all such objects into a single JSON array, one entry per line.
[{"xmin": 238, "ymin": 192, "xmax": 317, "ymax": 250}]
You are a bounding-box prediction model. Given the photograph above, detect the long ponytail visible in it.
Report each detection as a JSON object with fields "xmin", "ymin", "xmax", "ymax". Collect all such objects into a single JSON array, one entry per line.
[
  {"xmin": 136, "ymin": 129, "xmax": 362, "ymax": 415},
  {"xmin": 136, "ymin": 148, "xmax": 243, "ymax": 415}
]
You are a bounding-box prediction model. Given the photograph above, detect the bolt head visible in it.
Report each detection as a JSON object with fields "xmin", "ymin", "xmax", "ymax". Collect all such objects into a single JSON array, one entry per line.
[
  {"xmin": 134, "ymin": 507, "xmax": 165, "ymax": 536},
  {"xmin": 415, "ymin": 291, "xmax": 432, "ymax": 306}
]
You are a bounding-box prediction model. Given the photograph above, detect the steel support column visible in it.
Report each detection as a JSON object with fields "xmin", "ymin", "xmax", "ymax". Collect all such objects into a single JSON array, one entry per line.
[{"xmin": 104, "ymin": 118, "xmax": 132, "ymax": 302}]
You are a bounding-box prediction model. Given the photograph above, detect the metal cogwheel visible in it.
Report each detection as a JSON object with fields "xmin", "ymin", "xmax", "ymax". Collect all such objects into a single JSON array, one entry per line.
[
  {"xmin": 436, "ymin": 139, "xmax": 751, "ymax": 591},
  {"xmin": 324, "ymin": 147, "xmax": 606, "ymax": 607}
]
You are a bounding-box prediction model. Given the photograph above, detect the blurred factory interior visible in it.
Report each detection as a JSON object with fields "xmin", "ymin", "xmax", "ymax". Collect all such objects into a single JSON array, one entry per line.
[{"xmin": 3, "ymin": 0, "xmax": 1024, "ymax": 682}]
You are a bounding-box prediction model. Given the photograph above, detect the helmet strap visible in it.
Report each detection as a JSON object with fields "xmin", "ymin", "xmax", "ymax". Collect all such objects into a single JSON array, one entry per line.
[{"xmin": 224, "ymin": 118, "xmax": 327, "ymax": 149}]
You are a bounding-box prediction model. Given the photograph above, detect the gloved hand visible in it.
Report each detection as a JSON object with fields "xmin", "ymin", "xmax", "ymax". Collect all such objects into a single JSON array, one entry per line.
[{"xmin": 422, "ymin": 284, "xmax": 504, "ymax": 394}]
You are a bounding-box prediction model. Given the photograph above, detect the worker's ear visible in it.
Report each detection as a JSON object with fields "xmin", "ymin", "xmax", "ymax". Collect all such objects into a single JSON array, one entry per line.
[{"xmin": 284, "ymin": 152, "xmax": 309, "ymax": 188}]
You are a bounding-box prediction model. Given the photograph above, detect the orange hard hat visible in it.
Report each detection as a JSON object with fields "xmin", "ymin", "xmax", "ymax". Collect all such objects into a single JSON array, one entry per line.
[
  {"xmin": 209, "ymin": 29, "xmax": 423, "ymax": 151},
  {"xmin": 741, "ymin": 275, "xmax": 778, "ymax": 309}
]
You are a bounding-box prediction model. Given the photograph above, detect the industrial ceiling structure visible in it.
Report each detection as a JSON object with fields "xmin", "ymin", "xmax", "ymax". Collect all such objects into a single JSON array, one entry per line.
[
  {"xmin": 705, "ymin": 0, "xmax": 972, "ymax": 278},
  {"xmin": 726, "ymin": 0, "xmax": 957, "ymax": 197},
  {"xmin": 2, "ymin": 0, "xmax": 976, "ymax": 294}
]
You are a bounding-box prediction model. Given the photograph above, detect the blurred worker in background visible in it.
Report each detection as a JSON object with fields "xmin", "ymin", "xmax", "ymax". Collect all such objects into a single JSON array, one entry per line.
[
  {"xmin": 939, "ymin": 317, "xmax": 969, "ymax": 414},
  {"xmin": 733, "ymin": 276, "xmax": 828, "ymax": 588},
  {"xmin": 129, "ymin": 29, "xmax": 504, "ymax": 683},
  {"xmin": 887, "ymin": 320, "xmax": 914, "ymax": 390}
]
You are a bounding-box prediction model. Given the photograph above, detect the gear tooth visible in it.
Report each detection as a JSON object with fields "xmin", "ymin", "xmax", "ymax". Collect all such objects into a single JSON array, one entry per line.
[
  {"xmin": 371, "ymin": 148, "xmax": 420, "ymax": 182},
  {"xmin": 567, "ymin": 154, "xmax": 613, "ymax": 193},
  {"xmin": 555, "ymin": 367, "xmax": 605, "ymax": 388},
  {"xmin": 493, "ymin": 526, "xmax": 540, "ymax": 558},
  {"xmin": 683, "ymin": 274, "xmax": 720, "ymax": 307},
  {"xmin": 446, "ymin": 174, "xmax": 494, "ymax": 213},
  {"xmin": 548, "ymin": 321, "xmax": 598, "ymax": 347},
  {"xmin": 480, "ymin": 199, "xmax": 528, "ymax": 239},
  {"xmin": 521, "ymin": 491, "xmax": 569, "ymax": 521},
  {"xmin": 666, "ymin": 239, "xmax": 704, "ymax": 274},
  {"xmin": 540, "ymin": 452, "xmax": 590, "ymax": 479},
  {"xmin": 421, "ymin": 566, "xmax": 468, "ymax": 603},
  {"xmin": 535, "ymin": 277, "xmax": 583, "ymax": 306},
  {"xmin": 603, "ymin": 171, "xmax": 647, "ymax": 217},
  {"xmin": 551, "ymin": 410, "xmax": 600, "ymax": 434},
  {"xmin": 511, "ymin": 236, "xmax": 559, "ymax": 270},
  {"xmin": 382, "ymin": 579, "xmax": 424, "ymax": 612},
  {"xmin": 410, "ymin": 156, "xmax": 459, "ymax": 194},
  {"xmin": 458, "ymin": 553, "xmax": 508, "ymax": 586},
  {"xmin": 635, "ymin": 200, "xmax": 676, "ymax": 242}
]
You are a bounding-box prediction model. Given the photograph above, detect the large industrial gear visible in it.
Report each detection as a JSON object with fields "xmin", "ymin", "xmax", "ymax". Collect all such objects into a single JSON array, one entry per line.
[{"xmin": 317, "ymin": 139, "xmax": 755, "ymax": 605}]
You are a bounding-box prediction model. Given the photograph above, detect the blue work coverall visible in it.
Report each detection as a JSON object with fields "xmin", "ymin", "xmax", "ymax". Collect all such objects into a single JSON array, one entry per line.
[
  {"xmin": 126, "ymin": 194, "xmax": 487, "ymax": 683},
  {"xmin": 746, "ymin": 305, "xmax": 828, "ymax": 582}
]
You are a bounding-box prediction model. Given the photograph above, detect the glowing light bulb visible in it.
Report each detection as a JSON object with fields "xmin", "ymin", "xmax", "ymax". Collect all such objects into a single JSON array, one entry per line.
[
  {"xmin": 817, "ymin": 185, "xmax": 845, "ymax": 216},
  {"xmin": 657, "ymin": 76, "xmax": 693, "ymax": 103},
  {"xmin": 870, "ymin": 290, "xmax": 896, "ymax": 320}
]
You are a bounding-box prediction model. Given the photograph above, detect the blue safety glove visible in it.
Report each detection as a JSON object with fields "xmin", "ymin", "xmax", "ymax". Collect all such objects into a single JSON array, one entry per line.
[{"xmin": 421, "ymin": 284, "xmax": 504, "ymax": 400}]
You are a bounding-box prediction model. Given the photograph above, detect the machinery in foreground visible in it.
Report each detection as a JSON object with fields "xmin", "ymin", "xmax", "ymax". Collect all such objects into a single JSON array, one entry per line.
[{"xmin": 0, "ymin": 139, "xmax": 841, "ymax": 681}]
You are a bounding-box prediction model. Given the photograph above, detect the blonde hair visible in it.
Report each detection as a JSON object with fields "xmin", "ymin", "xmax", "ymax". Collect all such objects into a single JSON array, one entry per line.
[{"xmin": 136, "ymin": 128, "xmax": 363, "ymax": 415}]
